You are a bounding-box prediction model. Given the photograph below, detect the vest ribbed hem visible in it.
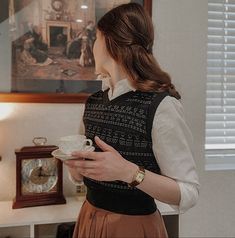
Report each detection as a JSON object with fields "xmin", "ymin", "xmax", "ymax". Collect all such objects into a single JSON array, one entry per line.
[{"xmin": 86, "ymin": 187, "xmax": 157, "ymax": 215}]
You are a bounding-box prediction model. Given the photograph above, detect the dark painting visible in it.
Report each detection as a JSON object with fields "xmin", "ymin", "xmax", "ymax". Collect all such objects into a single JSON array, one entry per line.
[{"xmin": 0, "ymin": 0, "xmax": 150, "ymax": 102}]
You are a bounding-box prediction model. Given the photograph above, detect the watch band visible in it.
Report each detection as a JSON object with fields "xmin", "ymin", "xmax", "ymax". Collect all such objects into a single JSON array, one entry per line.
[{"xmin": 128, "ymin": 166, "xmax": 145, "ymax": 187}]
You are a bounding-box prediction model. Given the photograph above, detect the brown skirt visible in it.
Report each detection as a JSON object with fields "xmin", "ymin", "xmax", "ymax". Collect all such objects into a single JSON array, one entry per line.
[{"xmin": 73, "ymin": 200, "xmax": 168, "ymax": 238}]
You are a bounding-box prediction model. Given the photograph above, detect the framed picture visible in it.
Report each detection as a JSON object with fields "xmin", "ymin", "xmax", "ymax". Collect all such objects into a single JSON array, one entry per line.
[{"xmin": 0, "ymin": 0, "xmax": 152, "ymax": 103}]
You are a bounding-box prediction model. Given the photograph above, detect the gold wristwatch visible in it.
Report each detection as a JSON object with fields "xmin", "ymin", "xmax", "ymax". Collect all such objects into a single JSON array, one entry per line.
[{"xmin": 129, "ymin": 166, "xmax": 145, "ymax": 187}]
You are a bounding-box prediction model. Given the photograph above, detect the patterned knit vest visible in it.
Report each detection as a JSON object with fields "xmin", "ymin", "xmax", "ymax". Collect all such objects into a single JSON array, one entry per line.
[{"xmin": 83, "ymin": 89, "xmax": 169, "ymax": 215}]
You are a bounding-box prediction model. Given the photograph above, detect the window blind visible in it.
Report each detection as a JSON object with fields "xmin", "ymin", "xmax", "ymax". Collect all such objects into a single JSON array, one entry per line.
[{"xmin": 206, "ymin": 0, "xmax": 235, "ymax": 170}]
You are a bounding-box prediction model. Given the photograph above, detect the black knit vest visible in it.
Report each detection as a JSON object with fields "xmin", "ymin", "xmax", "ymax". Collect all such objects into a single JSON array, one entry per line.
[{"xmin": 83, "ymin": 89, "xmax": 169, "ymax": 215}]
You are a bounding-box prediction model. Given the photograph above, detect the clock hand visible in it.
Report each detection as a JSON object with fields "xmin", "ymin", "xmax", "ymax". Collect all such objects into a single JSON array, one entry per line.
[
  {"xmin": 39, "ymin": 166, "xmax": 43, "ymax": 176},
  {"xmin": 40, "ymin": 171, "xmax": 56, "ymax": 177},
  {"xmin": 42, "ymin": 174, "xmax": 56, "ymax": 177}
]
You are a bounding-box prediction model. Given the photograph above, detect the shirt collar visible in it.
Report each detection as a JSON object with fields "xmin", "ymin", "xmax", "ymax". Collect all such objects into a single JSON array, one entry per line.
[{"xmin": 96, "ymin": 75, "xmax": 136, "ymax": 100}]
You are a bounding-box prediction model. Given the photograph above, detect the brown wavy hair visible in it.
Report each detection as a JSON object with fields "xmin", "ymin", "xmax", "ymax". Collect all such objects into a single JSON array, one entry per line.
[{"xmin": 97, "ymin": 2, "xmax": 181, "ymax": 99}]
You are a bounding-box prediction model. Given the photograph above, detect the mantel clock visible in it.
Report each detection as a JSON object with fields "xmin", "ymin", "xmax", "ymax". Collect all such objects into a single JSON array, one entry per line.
[{"xmin": 13, "ymin": 138, "xmax": 66, "ymax": 209}]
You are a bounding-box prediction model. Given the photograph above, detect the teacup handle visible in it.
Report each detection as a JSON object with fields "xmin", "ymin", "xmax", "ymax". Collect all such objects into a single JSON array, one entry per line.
[{"xmin": 83, "ymin": 139, "xmax": 93, "ymax": 150}]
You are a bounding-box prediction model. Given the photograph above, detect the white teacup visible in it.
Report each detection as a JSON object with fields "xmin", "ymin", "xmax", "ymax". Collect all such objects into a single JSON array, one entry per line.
[{"xmin": 58, "ymin": 135, "xmax": 93, "ymax": 155}]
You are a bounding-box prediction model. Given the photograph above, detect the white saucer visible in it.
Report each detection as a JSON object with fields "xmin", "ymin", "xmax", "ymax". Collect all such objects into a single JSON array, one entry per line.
[{"xmin": 51, "ymin": 146, "xmax": 95, "ymax": 161}]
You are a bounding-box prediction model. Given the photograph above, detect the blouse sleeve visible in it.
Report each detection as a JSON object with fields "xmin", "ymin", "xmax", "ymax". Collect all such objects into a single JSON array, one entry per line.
[
  {"xmin": 68, "ymin": 106, "xmax": 85, "ymax": 185},
  {"xmin": 152, "ymin": 96, "xmax": 200, "ymax": 213}
]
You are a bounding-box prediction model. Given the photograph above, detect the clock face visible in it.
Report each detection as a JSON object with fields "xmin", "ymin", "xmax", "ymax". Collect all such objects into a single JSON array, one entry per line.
[{"xmin": 21, "ymin": 157, "xmax": 58, "ymax": 195}]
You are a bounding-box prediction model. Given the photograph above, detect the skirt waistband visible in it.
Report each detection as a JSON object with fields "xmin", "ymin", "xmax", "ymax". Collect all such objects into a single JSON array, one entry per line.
[{"xmin": 86, "ymin": 188, "xmax": 157, "ymax": 215}]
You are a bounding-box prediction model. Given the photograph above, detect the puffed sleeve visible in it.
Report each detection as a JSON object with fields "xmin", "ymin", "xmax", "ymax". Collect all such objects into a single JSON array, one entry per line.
[{"xmin": 152, "ymin": 96, "xmax": 200, "ymax": 213}]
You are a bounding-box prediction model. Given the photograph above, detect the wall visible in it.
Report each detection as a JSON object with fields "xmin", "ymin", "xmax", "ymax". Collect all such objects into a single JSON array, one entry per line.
[
  {"xmin": 0, "ymin": 0, "xmax": 235, "ymax": 237},
  {"xmin": 153, "ymin": 0, "xmax": 235, "ymax": 237}
]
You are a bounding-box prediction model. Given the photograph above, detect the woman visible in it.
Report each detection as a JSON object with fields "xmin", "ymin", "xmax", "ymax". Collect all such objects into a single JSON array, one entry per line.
[{"xmin": 65, "ymin": 3, "xmax": 200, "ymax": 238}]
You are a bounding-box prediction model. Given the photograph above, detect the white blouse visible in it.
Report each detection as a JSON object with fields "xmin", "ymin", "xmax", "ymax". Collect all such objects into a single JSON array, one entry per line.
[{"xmin": 70, "ymin": 76, "xmax": 200, "ymax": 214}]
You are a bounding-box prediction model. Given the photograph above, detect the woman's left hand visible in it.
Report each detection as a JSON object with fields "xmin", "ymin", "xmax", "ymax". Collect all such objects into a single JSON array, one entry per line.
[{"xmin": 64, "ymin": 136, "xmax": 137, "ymax": 183}]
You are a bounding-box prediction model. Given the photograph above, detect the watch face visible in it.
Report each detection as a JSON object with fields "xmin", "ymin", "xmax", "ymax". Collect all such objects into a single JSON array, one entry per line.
[
  {"xmin": 136, "ymin": 172, "xmax": 145, "ymax": 183},
  {"xmin": 21, "ymin": 158, "xmax": 58, "ymax": 195}
]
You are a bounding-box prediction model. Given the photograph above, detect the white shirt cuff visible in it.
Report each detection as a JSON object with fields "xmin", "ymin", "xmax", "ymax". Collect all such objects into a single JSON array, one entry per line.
[
  {"xmin": 68, "ymin": 172, "xmax": 84, "ymax": 186},
  {"xmin": 170, "ymin": 181, "xmax": 200, "ymax": 213}
]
